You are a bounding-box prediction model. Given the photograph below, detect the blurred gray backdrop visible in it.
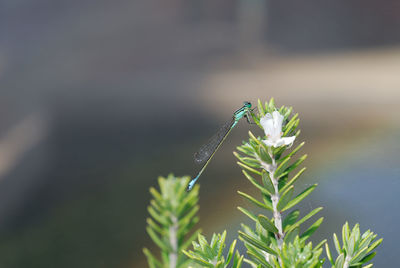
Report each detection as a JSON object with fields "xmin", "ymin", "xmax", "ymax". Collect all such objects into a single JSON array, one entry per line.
[{"xmin": 0, "ymin": 0, "xmax": 399, "ymax": 267}]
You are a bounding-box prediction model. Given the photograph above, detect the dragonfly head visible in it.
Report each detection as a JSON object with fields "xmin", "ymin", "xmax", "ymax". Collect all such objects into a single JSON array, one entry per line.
[{"xmin": 243, "ymin": 101, "xmax": 252, "ymax": 109}]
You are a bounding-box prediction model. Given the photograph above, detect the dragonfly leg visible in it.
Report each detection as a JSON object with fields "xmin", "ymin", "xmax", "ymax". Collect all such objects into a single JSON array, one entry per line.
[{"xmin": 245, "ymin": 112, "xmax": 257, "ymax": 124}]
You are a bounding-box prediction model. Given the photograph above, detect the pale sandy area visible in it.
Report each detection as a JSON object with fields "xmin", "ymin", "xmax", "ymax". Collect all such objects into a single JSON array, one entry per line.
[{"xmin": 198, "ymin": 47, "xmax": 400, "ymax": 122}]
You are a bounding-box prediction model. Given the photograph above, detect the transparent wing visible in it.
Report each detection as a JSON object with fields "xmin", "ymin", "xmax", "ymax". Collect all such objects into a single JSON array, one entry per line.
[{"xmin": 194, "ymin": 117, "xmax": 235, "ymax": 164}]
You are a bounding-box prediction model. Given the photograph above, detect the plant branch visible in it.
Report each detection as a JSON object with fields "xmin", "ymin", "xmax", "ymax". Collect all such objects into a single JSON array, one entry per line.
[
  {"xmin": 267, "ymin": 150, "xmax": 284, "ymax": 261},
  {"xmin": 169, "ymin": 215, "xmax": 178, "ymax": 268},
  {"xmin": 343, "ymin": 255, "xmax": 351, "ymax": 268}
]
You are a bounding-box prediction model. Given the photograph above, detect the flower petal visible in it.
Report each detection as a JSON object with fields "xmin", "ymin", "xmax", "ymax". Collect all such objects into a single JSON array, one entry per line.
[
  {"xmin": 272, "ymin": 111, "xmax": 284, "ymax": 131},
  {"xmin": 281, "ymin": 136, "xmax": 296, "ymax": 146},
  {"xmin": 260, "ymin": 114, "xmax": 274, "ymax": 137},
  {"xmin": 262, "ymin": 139, "xmax": 276, "ymax": 147}
]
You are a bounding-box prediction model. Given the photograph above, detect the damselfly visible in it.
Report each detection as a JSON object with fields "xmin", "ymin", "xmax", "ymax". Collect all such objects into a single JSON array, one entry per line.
[{"xmin": 187, "ymin": 101, "xmax": 254, "ymax": 191}]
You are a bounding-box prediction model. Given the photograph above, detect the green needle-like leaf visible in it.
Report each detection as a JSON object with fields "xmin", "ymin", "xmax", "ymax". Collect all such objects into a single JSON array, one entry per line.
[
  {"xmin": 143, "ymin": 248, "xmax": 162, "ymax": 268},
  {"xmin": 238, "ymin": 231, "xmax": 277, "ymax": 255},
  {"xmin": 217, "ymin": 231, "xmax": 227, "ymax": 259},
  {"xmin": 276, "ymin": 142, "xmax": 304, "ymax": 164},
  {"xmin": 262, "ymin": 171, "xmax": 275, "ymax": 195},
  {"xmin": 242, "ymin": 170, "xmax": 271, "ymax": 195},
  {"xmin": 284, "ymin": 227, "xmax": 299, "ymax": 244},
  {"xmin": 281, "ymin": 184, "xmax": 317, "ymax": 211},
  {"xmin": 258, "ymin": 99, "xmax": 265, "ymax": 117},
  {"xmin": 325, "ymin": 243, "xmax": 334, "ymax": 265},
  {"xmin": 226, "ymin": 239, "xmax": 237, "ymax": 265},
  {"xmin": 277, "ymin": 185, "xmax": 294, "ymax": 212},
  {"xmin": 333, "ymin": 233, "xmax": 342, "ymax": 254},
  {"xmin": 274, "ymin": 156, "xmax": 291, "ymax": 178},
  {"xmin": 283, "ymin": 154, "xmax": 307, "ymax": 175},
  {"xmin": 282, "ymin": 209, "xmax": 300, "ymax": 231},
  {"xmin": 146, "ymin": 227, "xmax": 171, "ymax": 252},
  {"xmin": 237, "ymin": 161, "xmax": 262, "ymax": 176},
  {"xmin": 238, "ymin": 191, "xmax": 271, "ymax": 210},
  {"xmin": 258, "ymin": 215, "xmax": 279, "ymax": 234},
  {"xmin": 279, "ymin": 167, "xmax": 306, "ymax": 194},
  {"xmin": 238, "ymin": 206, "xmax": 257, "ymax": 222},
  {"xmin": 300, "ymin": 217, "xmax": 324, "ymax": 243},
  {"xmin": 335, "ymin": 253, "xmax": 345, "ymax": 268},
  {"xmin": 285, "ymin": 207, "xmax": 323, "ymax": 234}
]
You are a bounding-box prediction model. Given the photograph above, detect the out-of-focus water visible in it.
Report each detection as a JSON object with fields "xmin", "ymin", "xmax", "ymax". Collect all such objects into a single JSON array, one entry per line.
[{"xmin": 313, "ymin": 128, "xmax": 400, "ymax": 267}]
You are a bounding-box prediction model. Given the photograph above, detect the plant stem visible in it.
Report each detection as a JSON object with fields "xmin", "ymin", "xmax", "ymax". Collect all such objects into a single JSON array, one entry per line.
[
  {"xmin": 258, "ymin": 149, "xmax": 285, "ymax": 265},
  {"xmin": 267, "ymin": 152, "xmax": 284, "ymax": 249},
  {"xmin": 169, "ymin": 215, "xmax": 178, "ymax": 268},
  {"xmin": 343, "ymin": 255, "xmax": 351, "ymax": 268}
]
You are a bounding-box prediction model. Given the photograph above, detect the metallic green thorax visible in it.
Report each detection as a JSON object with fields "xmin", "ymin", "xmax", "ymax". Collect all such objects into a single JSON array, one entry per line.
[{"xmin": 232, "ymin": 101, "xmax": 252, "ymax": 128}]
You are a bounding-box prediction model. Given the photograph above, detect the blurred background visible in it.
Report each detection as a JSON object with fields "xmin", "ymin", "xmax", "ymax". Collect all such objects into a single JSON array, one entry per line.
[{"xmin": 0, "ymin": 0, "xmax": 399, "ymax": 267}]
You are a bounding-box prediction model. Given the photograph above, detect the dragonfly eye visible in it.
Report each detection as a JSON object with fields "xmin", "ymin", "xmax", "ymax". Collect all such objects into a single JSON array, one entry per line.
[{"xmin": 244, "ymin": 101, "xmax": 251, "ymax": 108}]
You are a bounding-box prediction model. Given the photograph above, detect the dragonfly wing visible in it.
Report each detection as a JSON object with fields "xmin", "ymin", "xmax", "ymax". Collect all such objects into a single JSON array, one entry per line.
[{"xmin": 194, "ymin": 117, "xmax": 235, "ymax": 164}]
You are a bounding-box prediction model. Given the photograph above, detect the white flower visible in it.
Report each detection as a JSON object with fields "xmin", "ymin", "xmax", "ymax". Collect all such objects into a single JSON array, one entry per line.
[{"xmin": 260, "ymin": 111, "xmax": 296, "ymax": 147}]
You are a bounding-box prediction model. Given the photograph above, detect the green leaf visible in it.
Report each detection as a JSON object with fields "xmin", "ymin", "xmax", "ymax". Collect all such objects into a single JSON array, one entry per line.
[
  {"xmin": 282, "ymin": 209, "xmax": 300, "ymax": 231},
  {"xmin": 277, "ymin": 185, "xmax": 294, "ymax": 212},
  {"xmin": 248, "ymin": 131, "xmax": 262, "ymax": 145},
  {"xmin": 236, "ymin": 145, "xmax": 253, "ymax": 155},
  {"xmin": 258, "ymin": 215, "xmax": 279, "ymax": 234},
  {"xmin": 325, "ymin": 243, "xmax": 334, "ymax": 266},
  {"xmin": 242, "ymin": 170, "xmax": 271, "ymax": 196},
  {"xmin": 359, "ymin": 252, "xmax": 376, "ymax": 264},
  {"xmin": 277, "ymin": 141, "xmax": 304, "ymax": 164},
  {"xmin": 143, "ymin": 248, "xmax": 162, "ymax": 268},
  {"xmin": 285, "ymin": 207, "xmax": 323, "ymax": 234},
  {"xmin": 283, "ymin": 106, "xmax": 293, "ymax": 120},
  {"xmin": 335, "ymin": 253, "xmax": 345, "ymax": 268},
  {"xmin": 218, "ymin": 231, "xmax": 227, "ymax": 259},
  {"xmin": 149, "ymin": 187, "xmax": 163, "ymax": 202},
  {"xmin": 237, "ymin": 161, "xmax": 262, "ymax": 176},
  {"xmin": 283, "ymin": 113, "xmax": 299, "ymax": 136},
  {"xmin": 246, "ymin": 245, "xmax": 273, "ymax": 268},
  {"xmin": 146, "ymin": 218, "xmax": 164, "ymax": 235},
  {"xmin": 269, "ymin": 98, "xmax": 276, "ymax": 111},
  {"xmin": 274, "ymin": 156, "xmax": 291, "ymax": 178},
  {"xmin": 238, "ymin": 191, "xmax": 270, "ymax": 210},
  {"xmin": 315, "ymin": 239, "xmax": 327, "ymax": 250},
  {"xmin": 366, "ymin": 238, "xmax": 383, "ymax": 253},
  {"xmin": 300, "ymin": 217, "xmax": 324, "ymax": 243},
  {"xmin": 262, "ymin": 171, "xmax": 276, "ymax": 195},
  {"xmin": 147, "ymin": 206, "xmax": 168, "ymax": 226},
  {"xmin": 283, "ymin": 154, "xmax": 307, "ymax": 175},
  {"xmin": 281, "ymin": 184, "xmax": 317, "ymax": 211},
  {"xmin": 261, "ymin": 194, "xmax": 274, "ymax": 212},
  {"xmin": 284, "ymin": 227, "xmax": 299, "ymax": 244},
  {"xmin": 178, "ymin": 205, "xmax": 199, "ymax": 226},
  {"xmin": 238, "ymin": 206, "xmax": 257, "ymax": 222},
  {"xmin": 238, "ymin": 231, "xmax": 277, "ymax": 256},
  {"xmin": 225, "ymin": 239, "xmax": 237, "ymax": 265},
  {"xmin": 258, "ymin": 99, "xmax": 265, "ymax": 117},
  {"xmin": 348, "ymin": 232, "xmax": 356, "ymax": 257},
  {"xmin": 198, "ymin": 234, "xmax": 208, "ymax": 250},
  {"xmin": 279, "ymin": 167, "xmax": 306, "ymax": 194},
  {"xmin": 232, "ymin": 251, "xmax": 244, "ymax": 268},
  {"xmin": 146, "ymin": 227, "xmax": 171, "ymax": 252},
  {"xmin": 350, "ymin": 246, "xmax": 368, "ymax": 264},
  {"xmin": 342, "ymin": 222, "xmax": 350, "ymax": 252},
  {"xmin": 257, "ymin": 144, "xmax": 272, "ymax": 163},
  {"xmin": 182, "ymin": 250, "xmax": 213, "ymax": 267},
  {"xmin": 333, "ymin": 233, "xmax": 341, "ymax": 254},
  {"xmin": 180, "ymin": 229, "xmax": 202, "ymax": 251},
  {"xmin": 240, "ymin": 157, "xmax": 262, "ymax": 168}
]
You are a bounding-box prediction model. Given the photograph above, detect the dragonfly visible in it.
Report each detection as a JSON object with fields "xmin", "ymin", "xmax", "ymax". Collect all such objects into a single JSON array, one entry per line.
[{"xmin": 187, "ymin": 101, "xmax": 255, "ymax": 191}]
